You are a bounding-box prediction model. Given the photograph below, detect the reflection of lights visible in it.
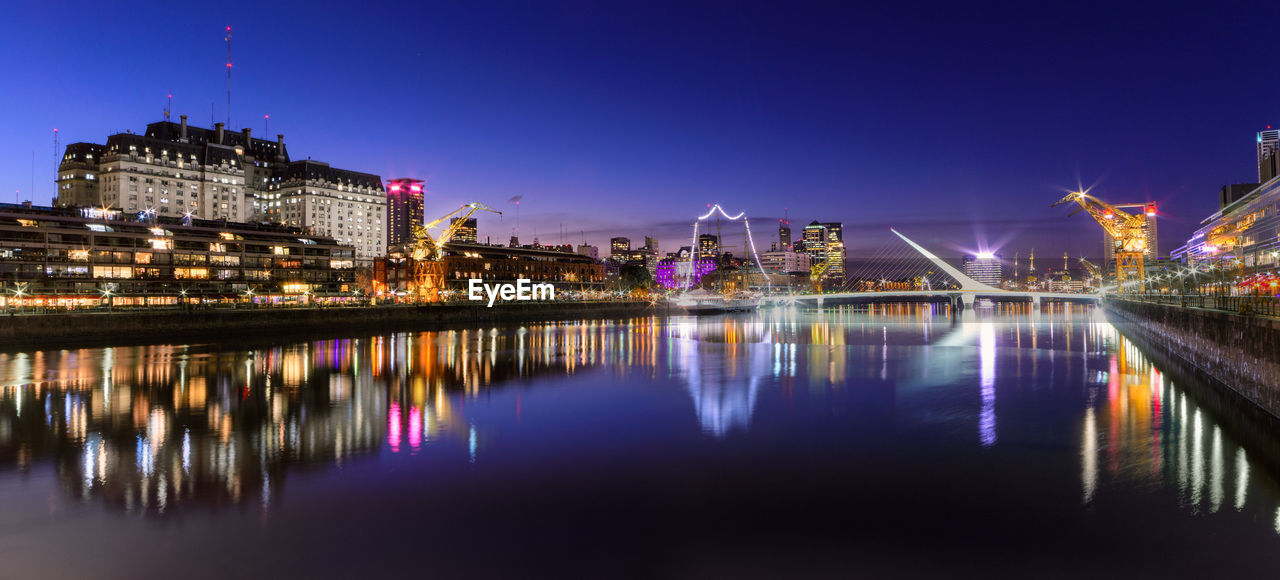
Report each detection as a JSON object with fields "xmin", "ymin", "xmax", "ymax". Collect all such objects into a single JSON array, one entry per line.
[
  {"xmin": 1082, "ymin": 410, "xmax": 1096, "ymax": 504},
  {"xmin": 979, "ymin": 323, "xmax": 997, "ymax": 447},
  {"xmin": 1236, "ymin": 448, "xmax": 1249, "ymax": 511},
  {"xmin": 468, "ymin": 426, "xmax": 477, "ymax": 463},
  {"xmin": 388, "ymin": 402, "xmax": 401, "ymax": 453}
]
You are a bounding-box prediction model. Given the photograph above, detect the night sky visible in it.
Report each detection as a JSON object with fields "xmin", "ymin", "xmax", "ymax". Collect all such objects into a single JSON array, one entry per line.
[{"xmin": 3, "ymin": 1, "xmax": 1278, "ymax": 259}]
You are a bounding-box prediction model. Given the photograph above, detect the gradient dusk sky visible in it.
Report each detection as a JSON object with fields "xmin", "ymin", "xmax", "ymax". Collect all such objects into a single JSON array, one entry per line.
[{"xmin": 2, "ymin": 1, "xmax": 1278, "ymax": 258}]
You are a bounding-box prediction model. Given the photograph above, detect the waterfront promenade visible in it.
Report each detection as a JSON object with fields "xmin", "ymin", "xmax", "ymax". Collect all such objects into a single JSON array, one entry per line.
[{"xmin": 0, "ymin": 300, "xmax": 660, "ymax": 348}]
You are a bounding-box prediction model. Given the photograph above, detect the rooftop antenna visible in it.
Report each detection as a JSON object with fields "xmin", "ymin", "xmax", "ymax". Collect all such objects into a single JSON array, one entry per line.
[
  {"xmin": 225, "ymin": 26, "xmax": 232, "ymax": 127},
  {"xmin": 52, "ymin": 128, "xmax": 59, "ymax": 201},
  {"xmin": 166, "ymin": 93, "xmax": 172, "ymax": 120},
  {"xmin": 264, "ymin": 114, "xmax": 269, "ymax": 136}
]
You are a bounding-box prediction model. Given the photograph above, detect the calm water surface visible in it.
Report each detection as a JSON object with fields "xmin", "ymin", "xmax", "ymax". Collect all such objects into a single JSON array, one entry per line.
[{"xmin": 1, "ymin": 305, "xmax": 1279, "ymax": 577}]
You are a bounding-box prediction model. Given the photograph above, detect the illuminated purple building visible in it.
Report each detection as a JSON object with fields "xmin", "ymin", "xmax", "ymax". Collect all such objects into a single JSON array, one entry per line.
[{"xmin": 656, "ymin": 254, "xmax": 718, "ymax": 289}]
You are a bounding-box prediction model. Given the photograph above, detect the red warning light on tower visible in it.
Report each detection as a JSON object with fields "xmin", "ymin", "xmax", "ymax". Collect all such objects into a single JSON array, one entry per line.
[{"xmin": 1145, "ymin": 203, "xmax": 1156, "ymax": 216}]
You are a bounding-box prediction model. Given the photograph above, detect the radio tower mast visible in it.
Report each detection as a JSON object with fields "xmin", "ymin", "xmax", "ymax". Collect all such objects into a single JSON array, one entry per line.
[
  {"xmin": 225, "ymin": 26, "xmax": 232, "ymax": 127},
  {"xmin": 52, "ymin": 128, "xmax": 59, "ymax": 202}
]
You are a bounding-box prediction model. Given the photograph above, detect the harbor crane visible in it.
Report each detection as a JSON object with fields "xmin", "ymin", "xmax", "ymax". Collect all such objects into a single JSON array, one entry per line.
[
  {"xmin": 411, "ymin": 202, "xmax": 501, "ymax": 301},
  {"xmin": 810, "ymin": 259, "xmax": 831, "ymax": 293},
  {"xmin": 1052, "ymin": 190, "xmax": 1154, "ymax": 286}
]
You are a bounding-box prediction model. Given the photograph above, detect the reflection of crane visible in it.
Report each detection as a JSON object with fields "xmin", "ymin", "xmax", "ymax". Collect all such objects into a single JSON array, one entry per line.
[
  {"xmin": 1052, "ymin": 190, "xmax": 1153, "ymax": 285},
  {"xmin": 411, "ymin": 203, "xmax": 502, "ymax": 301},
  {"xmin": 810, "ymin": 259, "xmax": 831, "ymax": 293}
]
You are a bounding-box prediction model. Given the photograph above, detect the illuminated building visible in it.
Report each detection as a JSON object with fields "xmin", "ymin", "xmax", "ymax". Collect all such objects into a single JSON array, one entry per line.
[
  {"xmin": 697, "ymin": 234, "xmax": 719, "ymax": 259},
  {"xmin": 656, "ymin": 249, "xmax": 717, "ymax": 289},
  {"xmin": 57, "ymin": 116, "xmax": 387, "ymax": 262},
  {"xmin": 610, "ymin": 237, "xmax": 630, "ymax": 259},
  {"xmin": 644, "ymin": 236, "xmax": 659, "ymax": 254},
  {"xmin": 386, "ymin": 178, "xmax": 424, "ymax": 247},
  {"xmin": 759, "ymin": 248, "xmax": 810, "ymax": 273},
  {"xmin": 449, "ymin": 217, "xmax": 478, "ymax": 243},
  {"xmin": 269, "ymin": 160, "xmax": 386, "ymax": 263},
  {"xmin": 374, "ymin": 241, "xmax": 604, "ymax": 297},
  {"xmin": 961, "ymin": 252, "xmax": 1002, "ymax": 286},
  {"xmin": 0, "ymin": 202, "xmax": 358, "ymax": 308},
  {"xmin": 57, "ymin": 117, "xmax": 285, "ymax": 223},
  {"xmin": 778, "ymin": 219, "xmax": 791, "ymax": 251},
  {"xmin": 802, "ymin": 221, "xmax": 845, "ymax": 282}
]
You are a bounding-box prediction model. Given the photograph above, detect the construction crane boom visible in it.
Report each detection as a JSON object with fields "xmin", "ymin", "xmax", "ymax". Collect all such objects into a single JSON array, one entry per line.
[
  {"xmin": 410, "ymin": 202, "xmax": 502, "ymax": 301},
  {"xmin": 411, "ymin": 203, "xmax": 502, "ymax": 262},
  {"xmin": 1052, "ymin": 190, "xmax": 1153, "ymax": 286}
]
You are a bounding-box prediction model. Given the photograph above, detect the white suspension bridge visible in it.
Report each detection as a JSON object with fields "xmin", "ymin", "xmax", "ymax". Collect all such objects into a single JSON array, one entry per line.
[{"xmin": 678, "ymin": 206, "xmax": 1102, "ymax": 308}]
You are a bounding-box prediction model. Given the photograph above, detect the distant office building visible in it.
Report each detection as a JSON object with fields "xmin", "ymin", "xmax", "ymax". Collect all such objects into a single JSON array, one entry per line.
[
  {"xmin": 1221, "ymin": 183, "xmax": 1258, "ymax": 209},
  {"xmin": 386, "ymin": 178, "xmax": 424, "ymax": 248},
  {"xmin": 643, "ymin": 236, "xmax": 659, "ymax": 254},
  {"xmin": 576, "ymin": 244, "xmax": 599, "ymax": 260},
  {"xmin": 778, "ymin": 219, "xmax": 791, "ymax": 251},
  {"xmin": 1259, "ymin": 129, "xmax": 1280, "ymax": 182},
  {"xmin": 802, "ymin": 221, "xmax": 845, "ymax": 282},
  {"xmin": 449, "ymin": 217, "xmax": 478, "ymax": 243},
  {"xmin": 697, "ymin": 234, "xmax": 719, "ymax": 259},
  {"xmin": 760, "ymin": 249, "xmax": 810, "ymax": 273},
  {"xmin": 610, "ymin": 237, "xmax": 630, "ymax": 258},
  {"xmin": 962, "ymin": 253, "xmax": 1002, "ymax": 286}
]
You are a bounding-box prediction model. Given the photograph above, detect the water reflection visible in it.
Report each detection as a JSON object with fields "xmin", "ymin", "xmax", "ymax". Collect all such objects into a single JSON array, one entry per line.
[{"xmin": 0, "ymin": 305, "xmax": 1278, "ymax": 546}]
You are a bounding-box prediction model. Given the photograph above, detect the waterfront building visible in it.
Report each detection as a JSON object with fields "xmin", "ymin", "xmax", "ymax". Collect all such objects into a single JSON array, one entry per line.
[
  {"xmin": 1172, "ymin": 176, "xmax": 1280, "ymax": 270},
  {"xmin": 58, "ymin": 117, "xmax": 386, "ymax": 262},
  {"xmin": 961, "ymin": 253, "xmax": 1002, "ymax": 286},
  {"xmin": 656, "ymin": 250, "xmax": 717, "ymax": 289},
  {"xmin": 270, "ymin": 160, "xmax": 386, "ymax": 262},
  {"xmin": 373, "ymin": 241, "xmax": 604, "ymax": 298},
  {"xmin": 802, "ymin": 221, "xmax": 845, "ymax": 282},
  {"xmin": 57, "ymin": 118, "xmax": 279, "ymax": 223},
  {"xmin": 386, "ymin": 178, "xmax": 424, "ymax": 248},
  {"xmin": 0, "ymin": 202, "xmax": 358, "ymax": 308}
]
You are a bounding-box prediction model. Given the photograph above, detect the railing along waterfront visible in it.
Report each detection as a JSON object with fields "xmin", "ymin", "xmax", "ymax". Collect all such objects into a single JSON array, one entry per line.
[{"xmin": 1113, "ymin": 293, "xmax": 1280, "ymax": 318}]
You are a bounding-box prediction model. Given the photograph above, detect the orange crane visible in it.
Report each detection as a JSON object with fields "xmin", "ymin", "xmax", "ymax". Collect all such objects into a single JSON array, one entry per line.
[
  {"xmin": 1052, "ymin": 190, "xmax": 1154, "ymax": 286},
  {"xmin": 410, "ymin": 202, "xmax": 501, "ymax": 301}
]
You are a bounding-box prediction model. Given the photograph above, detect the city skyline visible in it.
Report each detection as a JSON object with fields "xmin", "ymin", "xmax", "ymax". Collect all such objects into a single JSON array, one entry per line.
[{"xmin": 3, "ymin": 2, "xmax": 1280, "ymax": 257}]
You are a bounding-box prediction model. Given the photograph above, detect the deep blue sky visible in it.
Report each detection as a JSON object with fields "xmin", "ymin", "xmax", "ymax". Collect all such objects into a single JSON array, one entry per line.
[{"xmin": 2, "ymin": 1, "xmax": 1277, "ymax": 258}]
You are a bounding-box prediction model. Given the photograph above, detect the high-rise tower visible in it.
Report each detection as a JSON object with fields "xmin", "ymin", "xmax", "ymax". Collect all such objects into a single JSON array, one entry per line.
[{"xmin": 386, "ymin": 178, "xmax": 424, "ymax": 248}]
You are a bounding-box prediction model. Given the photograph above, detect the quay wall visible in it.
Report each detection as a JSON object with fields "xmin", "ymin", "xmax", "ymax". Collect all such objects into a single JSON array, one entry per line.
[
  {"xmin": 0, "ymin": 301, "xmax": 662, "ymax": 349},
  {"xmin": 1104, "ymin": 298, "xmax": 1280, "ymax": 418}
]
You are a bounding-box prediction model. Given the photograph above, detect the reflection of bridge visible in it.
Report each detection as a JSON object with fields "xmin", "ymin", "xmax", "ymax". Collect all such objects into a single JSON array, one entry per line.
[{"xmin": 767, "ymin": 228, "xmax": 1102, "ymax": 308}]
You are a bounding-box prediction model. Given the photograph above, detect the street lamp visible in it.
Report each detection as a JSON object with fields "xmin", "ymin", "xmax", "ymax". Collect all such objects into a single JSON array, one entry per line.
[{"xmin": 11, "ymin": 282, "xmax": 29, "ymax": 314}]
